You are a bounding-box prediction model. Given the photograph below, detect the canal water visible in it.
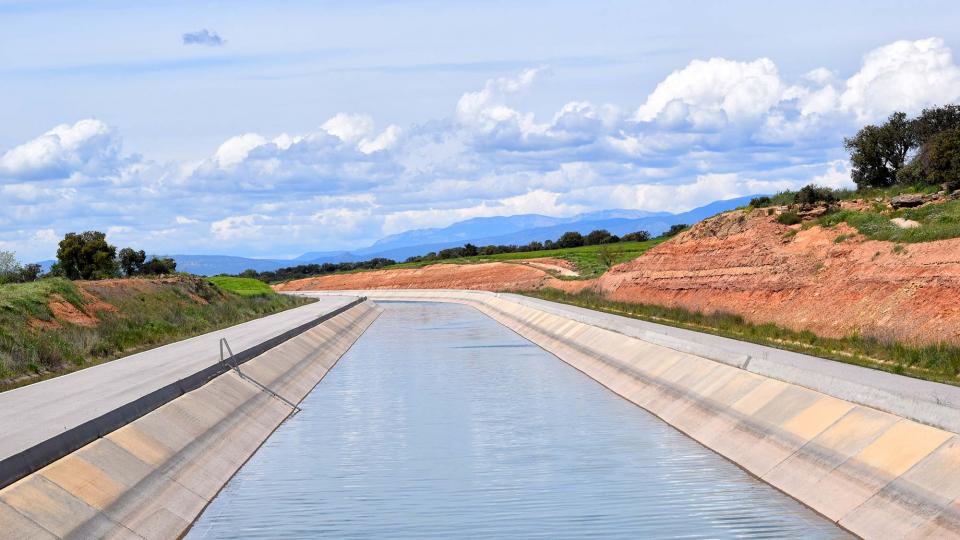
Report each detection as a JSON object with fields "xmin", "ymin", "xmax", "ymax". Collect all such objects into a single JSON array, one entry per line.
[{"xmin": 188, "ymin": 302, "xmax": 847, "ymax": 539}]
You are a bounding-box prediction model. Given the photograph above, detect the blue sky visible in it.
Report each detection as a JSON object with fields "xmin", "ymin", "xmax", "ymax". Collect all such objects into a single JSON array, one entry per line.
[{"xmin": 2, "ymin": 0, "xmax": 959, "ymax": 261}]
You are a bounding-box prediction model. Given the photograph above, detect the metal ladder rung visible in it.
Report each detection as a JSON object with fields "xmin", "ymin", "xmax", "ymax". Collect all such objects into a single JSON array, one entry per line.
[{"xmin": 220, "ymin": 338, "xmax": 302, "ymax": 414}]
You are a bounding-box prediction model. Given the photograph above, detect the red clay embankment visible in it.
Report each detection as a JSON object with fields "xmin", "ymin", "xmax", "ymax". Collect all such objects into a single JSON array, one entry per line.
[
  {"xmin": 274, "ymin": 261, "xmax": 581, "ymax": 292},
  {"xmin": 597, "ymin": 209, "xmax": 960, "ymax": 345}
]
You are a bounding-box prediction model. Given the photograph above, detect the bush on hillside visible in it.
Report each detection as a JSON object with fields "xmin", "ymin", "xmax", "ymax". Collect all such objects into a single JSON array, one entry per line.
[
  {"xmin": 749, "ymin": 196, "xmax": 772, "ymax": 208},
  {"xmin": 794, "ymin": 184, "xmax": 838, "ymax": 205},
  {"xmin": 777, "ymin": 211, "xmax": 802, "ymax": 225},
  {"xmin": 662, "ymin": 224, "xmax": 688, "ymax": 237},
  {"xmin": 621, "ymin": 230, "xmax": 651, "ymax": 242}
]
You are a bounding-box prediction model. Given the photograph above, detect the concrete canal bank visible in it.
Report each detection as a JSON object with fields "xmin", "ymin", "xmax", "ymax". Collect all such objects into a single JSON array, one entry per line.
[
  {"xmin": 296, "ymin": 290, "xmax": 960, "ymax": 539},
  {"xmin": 0, "ymin": 297, "xmax": 380, "ymax": 539}
]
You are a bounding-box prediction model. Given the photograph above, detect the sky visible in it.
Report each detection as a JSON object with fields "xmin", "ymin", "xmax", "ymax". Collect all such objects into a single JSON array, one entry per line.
[{"xmin": 2, "ymin": 0, "xmax": 960, "ymax": 261}]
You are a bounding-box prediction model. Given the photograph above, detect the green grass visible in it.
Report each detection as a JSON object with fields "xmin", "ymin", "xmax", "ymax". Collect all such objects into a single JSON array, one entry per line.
[
  {"xmin": 383, "ymin": 238, "xmax": 666, "ymax": 279},
  {"xmin": 523, "ymin": 288, "xmax": 960, "ymax": 386},
  {"xmin": 0, "ymin": 276, "xmax": 311, "ymax": 391},
  {"xmin": 208, "ymin": 276, "xmax": 276, "ymax": 296},
  {"xmin": 817, "ymin": 198, "xmax": 960, "ymax": 243}
]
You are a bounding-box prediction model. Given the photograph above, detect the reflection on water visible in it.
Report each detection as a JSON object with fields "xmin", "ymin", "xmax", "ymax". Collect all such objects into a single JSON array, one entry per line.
[{"xmin": 187, "ymin": 302, "xmax": 847, "ymax": 539}]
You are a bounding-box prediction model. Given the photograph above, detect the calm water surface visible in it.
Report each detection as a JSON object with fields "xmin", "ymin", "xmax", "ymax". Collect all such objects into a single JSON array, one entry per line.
[{"xmin": 188, "ymin": 302, "xmax": 847, "ymax": 539}]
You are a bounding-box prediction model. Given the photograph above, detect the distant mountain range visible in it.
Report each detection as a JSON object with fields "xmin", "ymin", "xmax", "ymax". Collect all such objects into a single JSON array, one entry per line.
[{"xmin": 168, "ymin": 195, "xmax": 755, "ymax": 275}]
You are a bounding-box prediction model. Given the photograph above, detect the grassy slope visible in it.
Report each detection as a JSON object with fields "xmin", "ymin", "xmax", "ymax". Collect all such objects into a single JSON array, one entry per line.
[
  {"xmin": 382, "ymin": 238, "xmax": 666, "ymax": 279},
  {"xmin": 817, "ymin": 198, "xmax": 960, "ymax": 243},
  {"xmin": 208, "ymin": 276, "xmax": 276, "ymax": 296},
  {"xmin": 0, "ymin": 277, "xmax": 311, "ymax": 391}
]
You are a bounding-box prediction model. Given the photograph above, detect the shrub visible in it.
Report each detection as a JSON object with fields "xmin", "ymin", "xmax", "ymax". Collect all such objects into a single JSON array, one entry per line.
[
  {"xmin": 584, "ymin": 229, "xmax": 615, "ymax": 246},
  {"xmin": 749, "ymin": 196, "xmax": 772, "ymax": 207},
  {"xmin": 794, "ymin": 184, "xmax": 838, "ymax": 205},
  {"xmin": 621, "ymin": 231, "xmax": 651, "ymax": 242},
  {"xmin": 662, "ymin": 224, "xmax": 688, "ymax": 237},
  {"xmin": 556, "ymin": 231, "xmax": 585, "ymax": 248},
  {"xmin": 777, "ymin": 211, "xmax": 801, "ymax": 225}
]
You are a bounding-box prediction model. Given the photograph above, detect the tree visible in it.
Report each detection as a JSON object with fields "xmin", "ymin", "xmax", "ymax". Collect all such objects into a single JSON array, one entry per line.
[
  {"xmin": 462, "ymin": 243, "xmax": 478, "ymax": 257},
  {"xmin": 55, "ymin": 231, "xmax": 119, "ymax": 280},
  {"xmin": 19, "ymin": 264, "xmax": 42, "ymax": 282},
  {"xmin": 845, "ymin": 112, "xmax": 914, "ymax": 189},
  {"xmin": 911, "ymin": 127, "xmax": 960, "ymax": 189},
  {"xmin": 662, "ymin": 224, "xmax": 688, "ymax": 237},
  {"xmin": 621, "ymin": 231, "xmax": 651, "ymax": 242},
  {"xmin": 912, "ymin": 104, "xmax": 960, "ymax": 145},
  {"xmin": 556, "ymin": 231, "xmax": 584, "ymax": 248},
  {"xmin": 0, "ymin": 250, "xmax": 22, "ymax": 284},
  {"xmin": 118, "ymin": 248, "xmax": 146, "ymax": 277},
  {"xmin": 584, "ymin": 229, "xmax": 614, "ymax": 246},
  {"xmin": 140, "ymin": 257, "xmax": 177, "ymax": 275}
]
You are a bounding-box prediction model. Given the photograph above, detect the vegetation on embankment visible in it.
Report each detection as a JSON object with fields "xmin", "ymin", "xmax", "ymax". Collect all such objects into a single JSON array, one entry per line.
[
  {"xmin": 207, "ymin": 276, "xmax": 276, "ymax": 296},
  {"xmin": 816, "ymin": 198, "xmax": 960, "ymax": 243},
  {"xmin": 0, "ymin": 276, "xmax": 312, "ymax": 391},
  {"xmin": 524, "ymin": 288, "xmax": 960, "ymax": 386}
]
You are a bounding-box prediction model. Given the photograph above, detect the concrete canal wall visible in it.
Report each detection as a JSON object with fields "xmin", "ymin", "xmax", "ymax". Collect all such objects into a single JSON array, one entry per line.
[
  {"xmin": 298, "ymin": 290, "xmax": 960, "ymax": 540},
  {"xmin": 0, "ymin": 299, "xmax": 380, "ymax": 539}
]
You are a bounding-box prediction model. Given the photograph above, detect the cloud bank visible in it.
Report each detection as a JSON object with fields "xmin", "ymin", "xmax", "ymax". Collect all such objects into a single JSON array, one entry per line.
[{"xmin": 2, "ymin": 38, "xmax": 959, "ymax": 261}]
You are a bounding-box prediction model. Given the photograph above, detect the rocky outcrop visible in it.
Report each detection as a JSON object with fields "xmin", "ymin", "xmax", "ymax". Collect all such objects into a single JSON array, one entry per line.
[
  {"xmin": 597, "ymin": 209, "xmax": 960, "ymax": 345},
  {"xmin": 890, "ymin": 193, "xmax": 925, "ymax": 209}
]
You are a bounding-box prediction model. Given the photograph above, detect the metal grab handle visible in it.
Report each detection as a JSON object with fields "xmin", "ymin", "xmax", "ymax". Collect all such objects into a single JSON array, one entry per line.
[{"xmin": 219, "ymin": 338, "xmax": 302, "ymax": 414}]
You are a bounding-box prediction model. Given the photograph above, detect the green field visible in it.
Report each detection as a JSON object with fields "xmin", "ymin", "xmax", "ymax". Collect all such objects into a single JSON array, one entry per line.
[
  {"xmin": 385, "ymin": 237, "xmax": 666, "ymax": 279},
  {"xmin": 208, "ymin": 276, "xmax": 277, "ymax": 296}
]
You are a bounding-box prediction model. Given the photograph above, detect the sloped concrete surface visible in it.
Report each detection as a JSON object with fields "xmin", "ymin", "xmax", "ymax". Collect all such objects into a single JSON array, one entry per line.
[
  {"xmin": 0, "ymin": 296, "xmax": 360, "ymax": 490},
  {"xmin": 296, "ymin": 289, "xmax": 960, "ymax": 539},
  {"xmin": 0, "ymin": 300, "xmax": 381, "ymax": 539}
]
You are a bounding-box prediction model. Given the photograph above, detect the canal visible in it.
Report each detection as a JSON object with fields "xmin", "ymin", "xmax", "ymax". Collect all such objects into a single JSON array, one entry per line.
[{"xmin": 187, "ymin": 301, "xmax": 847, "ymax": 539}]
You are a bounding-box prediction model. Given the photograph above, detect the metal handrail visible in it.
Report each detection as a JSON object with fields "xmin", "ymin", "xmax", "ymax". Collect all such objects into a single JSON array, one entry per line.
[{"xmin": 219, "ymin": 338, "xmax": 302, "ymax": 414}]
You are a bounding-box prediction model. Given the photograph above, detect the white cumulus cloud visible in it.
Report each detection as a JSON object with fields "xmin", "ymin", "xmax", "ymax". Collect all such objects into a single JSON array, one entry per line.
[
  {"xmin": 635, "ymin": 58, "xmax": 786, "ymax": 126},
  {"xmin": 0, "ymin": 119, "xmax": 124, "ymax": 181},
  {"xmin": 840, "ymin": 37, "xmax": 960, "ymax": 122}
]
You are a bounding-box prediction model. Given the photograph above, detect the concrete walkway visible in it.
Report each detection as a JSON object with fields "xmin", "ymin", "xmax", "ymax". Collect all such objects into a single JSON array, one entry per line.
[{"xmin": 0, "ymin": 295, "xmax": 359, "ymax": 465}]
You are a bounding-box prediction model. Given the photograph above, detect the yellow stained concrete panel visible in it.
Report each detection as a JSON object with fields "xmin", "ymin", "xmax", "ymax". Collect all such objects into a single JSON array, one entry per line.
[
  {"xmin": 854, "ymin": 420, "xmax": 952, "ymax": 478},
  {"xmin": 0, "ymin": 499, "xmax": 58, "ymax": 539},
  {"xmin": 731, "ymin": 378, "xmax": 790, "ymax": 416},
  {"xmin": 752, "ymin": 385, "xmax": 823, "ymax": 428},
  {"xmin": 107, "ymin": 423, "xmax": 176, "ymax": 467},
  {"xmin": 0, "ymin": 475, "xmax": 117, "ymax": 538},
  {"xmin": 781, "ymin": 396, "xmax": 854, "ymax": 441},
  {"xmin": 692, "ymin": 379, "xmax": 788, "ymax": 450},
  {"xmin": 39, "ymin": 453, "xmax": 125, "ymax": 510},
  {"xmin": 840, "ymin": 436, "xmax": 960, "ymax": 539},
  {"xmin": 762, "ymin": 407, "xmax": 898, "ymax": 520}
]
